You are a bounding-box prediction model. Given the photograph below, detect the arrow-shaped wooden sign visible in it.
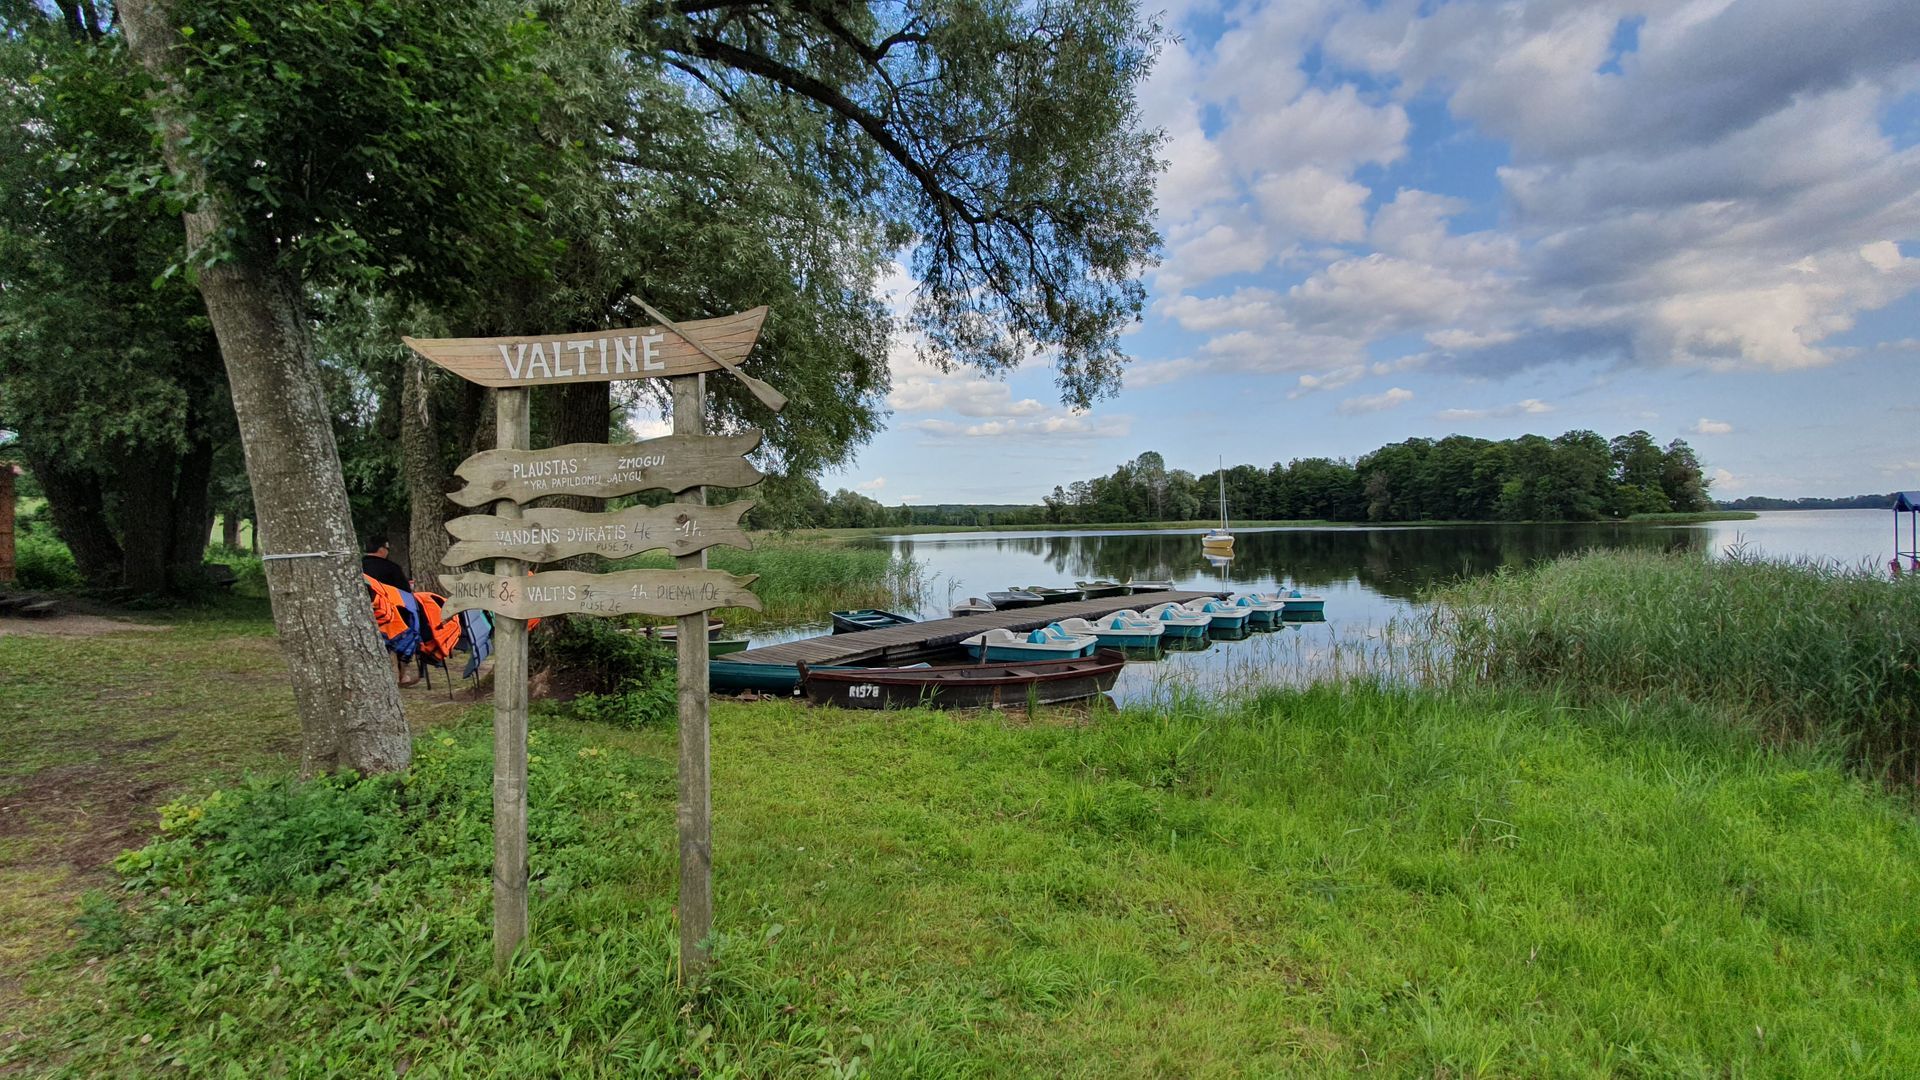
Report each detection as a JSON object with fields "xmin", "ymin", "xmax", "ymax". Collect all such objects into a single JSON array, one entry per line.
[
  {"xmin": 402, "ymin": 307, "xmax": 768, "ymax": 391},
  {"xmin": 448, "ymin": 432, "xmax": 764, "ymax": 508},
  {"xmin": 439, "ymin": 568, "xmax": 763, "ymax": 620},
  {"xmin": 443, "ymin": 501, "xmax": 754, "ymax": 566}
]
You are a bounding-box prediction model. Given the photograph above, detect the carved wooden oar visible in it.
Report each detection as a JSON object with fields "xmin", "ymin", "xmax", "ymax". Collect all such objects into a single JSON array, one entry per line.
[{"xmin": 631, "ymin": 297, "xmax": 787, "ymax": 413}]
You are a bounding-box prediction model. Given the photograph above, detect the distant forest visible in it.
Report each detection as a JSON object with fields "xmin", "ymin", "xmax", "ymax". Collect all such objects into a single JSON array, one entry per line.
[
  {"xmin": 1719, "ymin": 494, "xmax": 1896, "ymax": 511},
  {"xmin": 745, "ymin": 429, "xmax": 1717, "ymax": 529}
]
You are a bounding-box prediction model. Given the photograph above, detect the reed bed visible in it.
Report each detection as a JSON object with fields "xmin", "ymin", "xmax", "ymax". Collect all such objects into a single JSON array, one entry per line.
[
  {"xmin": 1433, "ymin": 548, "xmax": 1920, "ymax": 782},
  {"xmin": 610, "ymin": 539, "xmax": 925, "ymax": 629}
]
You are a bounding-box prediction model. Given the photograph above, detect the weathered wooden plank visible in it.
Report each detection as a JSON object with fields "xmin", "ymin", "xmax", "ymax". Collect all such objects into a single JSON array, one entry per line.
[
  {"xmin": 443, "ymin": 501, "xmax": 754, "ymax": 567},
  {"xmin": 402, "ymin": 307, "xmax": 767, "ymax": 389},
  {"xmin": 491, "ymin": 388, "xmax": 531, "ymax": 975},
  {"xmin": 448, "ymin": 432, "xmax": 764, "ymax": 508},
  {"xmin": 672, "ymin": 372, "xmax": 714, "ymax": 983},
  {"xmin": 440, "ymin": 568, "xmax": 762, "ymax": 620}
]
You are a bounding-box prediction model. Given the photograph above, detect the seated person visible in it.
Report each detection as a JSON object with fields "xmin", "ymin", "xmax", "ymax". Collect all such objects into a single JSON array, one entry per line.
[{"xmin": 362, "ymin": 536, "xmax": 420, "ymax": 687}]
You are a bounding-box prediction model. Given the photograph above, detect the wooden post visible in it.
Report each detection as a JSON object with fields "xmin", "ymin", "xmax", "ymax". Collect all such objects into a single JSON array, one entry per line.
[
  {"xmin": 0, "ymin": 465, "xmax": 16, "ymax": 584},
  {"xmin": 492, "ymin": 387, "xmax": 531, "ymax": 973},
  {"xmin": 673, "ymin": 373, "xmax": 714, "ymax": 981}
]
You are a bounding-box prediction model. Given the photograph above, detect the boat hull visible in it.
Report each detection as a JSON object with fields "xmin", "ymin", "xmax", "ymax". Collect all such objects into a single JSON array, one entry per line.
[
  {"xmin": 1281, "ymin": 598, "xmax": 1326, "ymax": 615},
  {"xmin": 966, "ymin": 641, "xmax": 1098, "ymax": 662},
  {"xmin": 830, "ymin": 609, "xmax": 915, "ymax": 634},
  {"xmin": 986, "ymin": 591, "xmax": 1045, "ymax": 609},
  {"xmin": 801, "ymin": 650, "xmax": 1127, "ymax": 710},
  {"xmin": 1075, "ymin": 581, "xmax": 1131, "ymax": 598},
  {"xmin": 1024, "ymin": 587, "xmax": 1084, "ymax": 604},
  {"xmin": 709, "ymin": 659, "xmax": 802, "ymax": 694}
]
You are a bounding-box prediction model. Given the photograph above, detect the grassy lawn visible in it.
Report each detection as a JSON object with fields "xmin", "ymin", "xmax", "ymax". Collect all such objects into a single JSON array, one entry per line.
[{"xmin": 3, "ymin": 597, "xmax": 1917, "ymax": 1075}]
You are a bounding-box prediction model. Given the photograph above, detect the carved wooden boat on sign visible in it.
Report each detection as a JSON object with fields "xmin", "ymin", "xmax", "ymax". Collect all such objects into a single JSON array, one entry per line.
[
  {"xmin": 403, "ymin": 307, "xmax": 769, "ymax": 389},
  {"xmin": 448, "ymin": 432, "xmax": 764, "ymax": 508},
  {"xmin": 443, "ymin": 501, "xmax": 754, "ymax": 566},
  {"xmin": 439, "ymin": 568, "xmax": 761, "ymax": 620}
]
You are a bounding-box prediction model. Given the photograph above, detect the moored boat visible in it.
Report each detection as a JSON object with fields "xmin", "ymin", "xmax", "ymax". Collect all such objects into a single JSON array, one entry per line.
[
  {"xmin": 1127, "ymin": 578, "xmax": 1175, "ymax": 593},
  {"xmin": 709, "ymin": 659, "xmax": 803, "ymax": 695},
  {"xmin": 1022, "ymin": 585, "xmax": 1084, "ymax": 604},
  {"xmin": 986, "ymin": 589, "xmax": 1045, "ymax": 609},
  {"xmin": 1052, "ymin": 614, "xmax": 1164, "ymax": 651},
  {"xmin": 1202, "ymin": 460, "xmax": 1234, "ymax": 551},
  {"xmin": 830, "ymin": 608, "xmax": 916, "ymax": 634},
  {"xmin": 799, "ymin": 650, "xmax": 1127, "ymax": 710},
  {"xmin": 1230, "ymin": 594, "xmax": 1284, "ymax": 627},
  {"xmin": 1185, "ymin": 598, "xmax": 1252, "ymax": 631},
  {"xmin": 1074, "ymin": 580, "xmax": 1131, "ymax": 599},
  {"xmin": 631, "ymin": 618, "xmax": 725, "ymax": 642},
  {"xmin": 1274, "ymin": 589, "xmax": 1326, "ymax": 616},
  {"xmin": 962, "ymin": 626, "xmax": 1098, "ymax": 661},
  {"xmin": 1138, "ymin": 602, "xmax": 1211, "ymax": 638},
  {"xmin": 709, "ymin": 638, "xmax": 749, "ymax": 656},
  {"xmin": 950, "ymin": 596, "xmax": 996, "ymax": 617}
]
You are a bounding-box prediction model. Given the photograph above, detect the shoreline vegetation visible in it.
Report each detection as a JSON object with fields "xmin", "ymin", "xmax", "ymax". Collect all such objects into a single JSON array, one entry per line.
[
  {"xmin": 787, "ymin": 510, "xmax": 1758, "ymax": 539},
  {"xmin": 4, "ymin": 548, "xmax": 1919, "ymax": 1074}
]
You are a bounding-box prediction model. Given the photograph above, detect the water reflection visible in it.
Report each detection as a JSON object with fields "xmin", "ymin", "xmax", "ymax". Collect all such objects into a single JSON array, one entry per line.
[
  {"xmin": 812, "ymin": 511, "xmax": 1892, "ymax": 705},
  {"xmin": 883, "ymin": 523, "xmax": 1712, "ymax": 605}
]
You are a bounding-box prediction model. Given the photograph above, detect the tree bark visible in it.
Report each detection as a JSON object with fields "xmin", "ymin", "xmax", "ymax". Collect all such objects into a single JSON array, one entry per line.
[
  {"xmin": 117, "ymin": 444, "xmax": 177, "ymax": 596},
  {"xmin": 546, "ymin": 382, "xmax": 613, "ymax": 573},
  {"xmin": 121, "ymin": 0, "xmax": 410, "ymax": 776},
  {"xmin": 26, "ymin": 453, "xmax": 123, "ymax": 584},
  {"xmin": 401, "ymin": 350, "xmax": 452, "ymax": 591},
  {"xmin": 166, "ymin": 434, "xmax": 215, "ymax": 587},
  {"xmin": 221, "ymin": 513, "xmax": 240, "ymax": 551}
]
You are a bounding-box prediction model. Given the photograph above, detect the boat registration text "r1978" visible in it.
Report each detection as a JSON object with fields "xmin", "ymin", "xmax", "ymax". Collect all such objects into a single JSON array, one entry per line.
[{"xmin": 846, "ymin": 684, "xmax": 881, "ymax": 700}]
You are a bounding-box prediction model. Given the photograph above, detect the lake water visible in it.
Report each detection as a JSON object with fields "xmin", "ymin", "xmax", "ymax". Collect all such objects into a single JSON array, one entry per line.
[{"xmin": 756, "ymin": 510, "xmax": 1897, "ymax": 702}]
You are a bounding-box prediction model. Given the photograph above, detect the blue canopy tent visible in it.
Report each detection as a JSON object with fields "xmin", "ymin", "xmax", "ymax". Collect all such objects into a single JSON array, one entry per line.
[{"xmin": 1895, "ymin": 492, "xmax": 1920, "ymax": 571}]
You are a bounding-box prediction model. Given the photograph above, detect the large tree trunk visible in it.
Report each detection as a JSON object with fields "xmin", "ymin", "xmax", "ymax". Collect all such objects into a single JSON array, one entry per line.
[
  {"xmin": 547, "ymin": 382, "xmax": 612, "ymax": 572},
  {"xmin": 121, "ymin": 0, "xmax": 409, "ymax": 777},
  {"xmin": 117, "ymin": 444, "xmax": 178, "ymax": 596},
  {"xmin": 26, "ymin": 453, "xmax": 123, "ymax": 584},
  {"xmin": 166, "ymin": 434, "xmax": 215, "ymax": 586},
  {"xmin": 401, "ymin": 351, "xmax": 452, "ymax": 591}
]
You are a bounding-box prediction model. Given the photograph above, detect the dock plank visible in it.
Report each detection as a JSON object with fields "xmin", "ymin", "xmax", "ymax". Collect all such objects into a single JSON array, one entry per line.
[{"xmin": 730, "ymin": 590, "xmax": 1226, "ymax": 668}]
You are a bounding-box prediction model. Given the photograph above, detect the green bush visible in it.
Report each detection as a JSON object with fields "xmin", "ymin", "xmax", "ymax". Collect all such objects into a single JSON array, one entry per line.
[{"xmin": 12, "ymin": 530, "xmax": 82, "ymax": 590}]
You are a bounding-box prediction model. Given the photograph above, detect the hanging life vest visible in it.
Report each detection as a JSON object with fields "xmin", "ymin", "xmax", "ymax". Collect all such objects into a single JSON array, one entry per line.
[
  {"xmin": 411, "ymin": 591, "xmax": 463, "ymax": 662},
  {"xmin": 363, "ymin": 574, "xmax": 422, "ymax": 659}
]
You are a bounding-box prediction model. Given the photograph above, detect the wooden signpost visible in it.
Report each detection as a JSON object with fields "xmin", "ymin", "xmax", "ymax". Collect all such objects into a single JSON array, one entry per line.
[
  {"xmin": 442, "ymin": 501, "xmax": 755, "ymax": 566},
  {"xmin": 440, "ymin": 568, "xmax": 762, "ymax": 620},
  {"xmin": 405, "ymin": 303, "xmax": 780, "ymax": 980},
  {"xmin": 446, "ymin": 433, "xmax": 766, "ymax": 508}
]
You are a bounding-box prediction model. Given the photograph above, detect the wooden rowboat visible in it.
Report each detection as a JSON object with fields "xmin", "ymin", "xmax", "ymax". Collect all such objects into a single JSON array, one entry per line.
[
  {"xmin": 1075, "ymin": 580, "xmax": 1131, "ymax": 598},
  {"xmin": 1022, "ymin": 585, "xmax": 1084, "ymax": 604},
  {"xmin": 986, "ymin": 589, "xmax": 1045, "ymax": 609},
  {"xmin": 830, "ymin": 608, "xmax": 916, "ymax": 634},
  {"xmin": 799, "ymin": 650, "xmax": 1127, "ymax": 710}
]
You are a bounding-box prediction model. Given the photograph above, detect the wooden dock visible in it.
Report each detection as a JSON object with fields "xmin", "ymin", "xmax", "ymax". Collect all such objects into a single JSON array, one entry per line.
[{"xmin": 729, "ymin": 590, "xmax": 1228, "ymax": 668}]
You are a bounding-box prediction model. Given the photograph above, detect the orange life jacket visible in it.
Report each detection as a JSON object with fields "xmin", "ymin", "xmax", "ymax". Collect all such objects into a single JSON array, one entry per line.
[
  {"xmin": 363, "ymin": 574, "xmax": 422, "ymax": 656},
  {"xmin": 412, "ymin": 591, "xmax": 462, "ymax": 661}
]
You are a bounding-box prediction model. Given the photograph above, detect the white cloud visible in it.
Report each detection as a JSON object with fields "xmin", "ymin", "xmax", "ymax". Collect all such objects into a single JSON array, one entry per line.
[
  {"xmin": 913, "ymin": 413, "xmax": 1132, "ymax": 441},
  {"xmin": 855, "ymin": 477, "xmax": 887, "ymax": 493},
  {"xmin": 1252, "ymin": 166, "xmax": 1371, "ymax": 243},
  {"xmin": 1435, "ymin": 399, "xmax": 1556, "ymax": 422},
  {"xmin": 1691, "ymin": 417, "xmax": 1734, "ymax": 436},
  {"xmin": 1338, "ymin": 387, "xmax": 1415, "ymax": 415}
]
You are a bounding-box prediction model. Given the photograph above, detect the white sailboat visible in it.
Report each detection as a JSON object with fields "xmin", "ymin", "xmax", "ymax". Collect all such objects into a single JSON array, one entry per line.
[{"xmin": 1202, "ymin": 458, "xmax": 1234, "ymax": 552}]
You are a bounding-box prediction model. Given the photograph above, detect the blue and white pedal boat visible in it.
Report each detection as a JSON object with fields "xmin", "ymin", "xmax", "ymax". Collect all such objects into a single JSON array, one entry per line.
[
  {"xmin": 1185, "ymin": 599, "xmax": 1252, "ymax": 632},
  {"xmin": 1138, "ymin": 602, "xmax": 1211, "ymax": 639},
  {"xmin": 1230, "ymin": 594, "xmax": 1284, "ymax": 627},
  {"xmin": 1273, "ymin": 589, "xmax": 1326, "ymax": 616},
  {"xmin": 962, "ymin": 626, "xmax": 1098, "ymax": 662},
  {"xmin": 1051, "ymin": 615, "xmax": 1165, "ymax": 651}
]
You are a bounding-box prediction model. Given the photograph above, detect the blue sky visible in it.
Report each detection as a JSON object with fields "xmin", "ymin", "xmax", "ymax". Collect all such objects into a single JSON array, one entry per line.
[{"xmin": 825, "ymin": 0, "xmax": 1920, "ymax": 505}]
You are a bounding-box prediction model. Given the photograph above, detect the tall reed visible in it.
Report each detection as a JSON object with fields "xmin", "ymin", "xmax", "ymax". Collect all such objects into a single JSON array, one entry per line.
[
  {"xmin": 1433, "ymin": 548, "xmax": 1920, "ymax": 781},
  {"xmin": 610, "ymin": 540, "xmax": 925, "ymax": 628}
]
